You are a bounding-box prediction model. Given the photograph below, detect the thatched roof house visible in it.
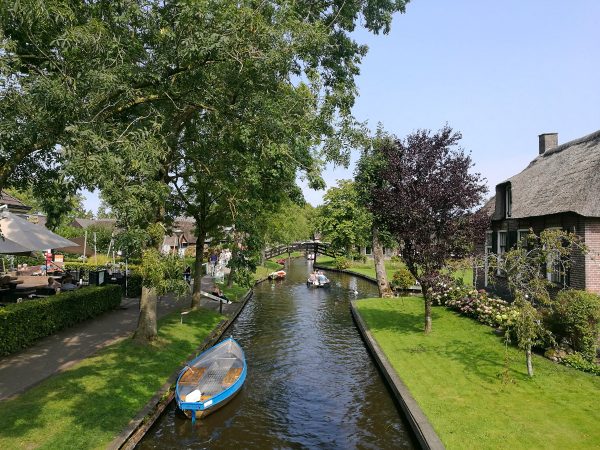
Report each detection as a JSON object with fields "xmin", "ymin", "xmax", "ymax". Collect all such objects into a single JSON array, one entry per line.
[
  {"xmin": 0, "ymin": 190, "xmax": 31, "ymax": 214},
  {"xmin": 477, "ymin": 129, "xmax": 600, "ymax": 295}
]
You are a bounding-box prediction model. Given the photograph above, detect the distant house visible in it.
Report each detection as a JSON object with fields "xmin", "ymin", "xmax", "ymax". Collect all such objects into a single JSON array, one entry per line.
[
  {"xmin": 69, "ymin": 218, "xmax": 116, "ymax": 229},
  {"xmin": 0, "ymin": 191, "xmax": 31, "ymax": 214},
  {"xmin": 162, "ymin": 218, "xmax": 198, "ymax": 256},
  {"xmin": 476, "ymin": 130, "xmax": 600, "ymax": 295}
]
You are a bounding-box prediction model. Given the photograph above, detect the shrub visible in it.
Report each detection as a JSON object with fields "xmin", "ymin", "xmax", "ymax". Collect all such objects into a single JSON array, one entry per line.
[
  {"xmin": 124, "ymin": 274, "xmax": 143, "ymax": 297},
  {"xmin": 561, "ymin": 353, "xmax": 600, "ymax": 376},
  {"xmin": 0, "ymin": 285, "xmax": 122, "ymax": 356},
  {"xmin": 430, "ymin": 278, "xmax": 518, "ymax": 329},
  {"xmin": 390, "ymin": 267, "xmax": 416, "ymax": 291},
  {"xmin": 550, "ymin": 290, "xmax": 600, "ymax": 362},
  {"xmin": 334, "ymin": 256, "xmax": 351, "ymax": 270}
]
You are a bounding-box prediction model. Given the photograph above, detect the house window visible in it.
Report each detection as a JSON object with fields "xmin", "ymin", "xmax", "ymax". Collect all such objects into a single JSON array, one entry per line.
[
  {"xmin": 505, "ymin": 185, "xmax": 512, "ymax": 218},
  {"xmin": 545, "ymin": 227, "xmax": 567, "ymax": 286},
  {"xmin": 517, "ymin": 229, "xmax": 529, "ymax": 246},
  {"xmin": 496, "ymin": 230, "xmax": 508, "ymax": 276},
  {"xmin": 484, "ymin": 231, "xmax": 493, "ymax": 286},
  {"xmin": 365, "ymin": 246, "xmax": 372, "ymax": 255},
  {"xmin": 498, "ymin": 231, "xmax": 507, "ymax": 256}
]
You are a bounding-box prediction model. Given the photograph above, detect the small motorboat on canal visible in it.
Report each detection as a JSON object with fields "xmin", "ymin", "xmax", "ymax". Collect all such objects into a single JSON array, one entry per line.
[
  {"xmin": 307, "ymin": 271, "xmax": 330, "ymax": 287},
  {"xmin": 268, "ymin": 270, "xmax": 286, "ymax": 280},
  {"xmin": 176, "ymin": 337, "xmax": 247, "ymax": 423}
]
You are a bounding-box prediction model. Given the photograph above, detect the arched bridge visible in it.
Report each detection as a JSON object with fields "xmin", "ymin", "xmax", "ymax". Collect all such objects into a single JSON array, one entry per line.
[{"xmin": 263, "ymin": 241, "xmax": 341, "ymax": 260}]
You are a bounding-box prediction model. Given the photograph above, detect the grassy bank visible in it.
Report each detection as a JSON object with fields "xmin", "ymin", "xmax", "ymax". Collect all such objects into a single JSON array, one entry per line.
[
  {"xmin": 355, "ymin": 297, "xmax": 600, "ymax": 449},
  {"xmin": 315, "ymin": 255, "xmax": 473, "ymax": 286},
  {"xmin": 0, "ymin": 308, "xmax": 222, "ymax": 450}
]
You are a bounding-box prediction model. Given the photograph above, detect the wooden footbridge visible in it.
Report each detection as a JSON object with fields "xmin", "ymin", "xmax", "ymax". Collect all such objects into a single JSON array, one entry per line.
[{"xmin": 263, "ymin": 241, "xmax": 341, "ymax": 260}]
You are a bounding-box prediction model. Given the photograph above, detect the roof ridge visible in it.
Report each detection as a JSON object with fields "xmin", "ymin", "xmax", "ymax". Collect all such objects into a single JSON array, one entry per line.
[{"xmin": 540, "ymin": 128, "xmax": 600, "ymax": 158}]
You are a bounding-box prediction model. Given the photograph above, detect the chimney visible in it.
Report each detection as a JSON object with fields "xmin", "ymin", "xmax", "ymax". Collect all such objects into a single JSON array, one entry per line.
[{"xmin": 538, "ymin": 133, "xmax": 558, "ymax": 155}]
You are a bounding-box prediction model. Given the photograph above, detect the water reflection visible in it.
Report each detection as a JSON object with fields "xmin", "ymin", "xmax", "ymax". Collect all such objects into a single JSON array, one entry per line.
[{"xmin": 138, "ymin": 259, "xmax": 415, "ymax": 449}]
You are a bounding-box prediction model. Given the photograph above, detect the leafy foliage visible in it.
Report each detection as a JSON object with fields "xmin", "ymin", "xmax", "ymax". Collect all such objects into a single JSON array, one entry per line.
[
  {"xmin": 390, "ymin": 267, "xmax": 417, "ymax": 291},
  {"xmin": 315, "ymin": 180, "xmax": 372, "ymax": 254},
  {"xmin": 550, "ymin": 290, "xmax": 600, "ymax": 362},
  {"xmin": 139, "ymin": 249, "xmax": 188, "ymax": 297},
  {"xmin": 370, "ymin": 125, "xmax": 488, "ymax": 332},
  {"xmin": 0, "ymin": 285, "xmax": 121, "ymax": 356}
]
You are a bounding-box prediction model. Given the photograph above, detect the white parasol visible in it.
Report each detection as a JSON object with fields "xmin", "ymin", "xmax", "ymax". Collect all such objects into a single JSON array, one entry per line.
[{"xmin": 0, "ymin": 208, "xmax": 77, "ymax": 254}]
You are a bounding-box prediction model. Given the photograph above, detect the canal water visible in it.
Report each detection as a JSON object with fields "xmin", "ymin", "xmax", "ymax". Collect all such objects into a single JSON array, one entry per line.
[{"xmin": 138, "ymin": 258, "xmax": 415, "ymax": 449}]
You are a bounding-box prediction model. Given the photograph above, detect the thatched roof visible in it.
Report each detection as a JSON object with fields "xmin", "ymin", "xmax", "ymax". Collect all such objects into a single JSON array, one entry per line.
[{"xmin": 492, "ymin": 129, "xmax": 600, "ymax": 220}]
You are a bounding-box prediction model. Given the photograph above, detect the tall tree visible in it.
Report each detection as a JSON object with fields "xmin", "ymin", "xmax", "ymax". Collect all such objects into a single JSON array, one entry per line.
[
  {"xmin": 316, "ymin": 180, "xmax": 372, "ymax": 256},
  {"xmin": 355, "ymin": 129, "xmax": 395, "ymax": 298},
  {"xmin": 372, "ymin": 126, "xmax": 488, "ymax": 333},
  {"xmin": 1, "ymin": 0, "xmax": 410, "ymax": 341}
]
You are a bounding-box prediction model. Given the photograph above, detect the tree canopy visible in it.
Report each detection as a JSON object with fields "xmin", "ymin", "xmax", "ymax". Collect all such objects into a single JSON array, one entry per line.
[{"xmin": 371, "ymin": 125, "xmax": 488, "ymax": 332}]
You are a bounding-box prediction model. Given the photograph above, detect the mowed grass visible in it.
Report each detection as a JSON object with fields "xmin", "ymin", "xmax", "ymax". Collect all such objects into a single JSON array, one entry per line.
[
  {"xmin": 315, "ymin": 255, "xmax": 474, "ymax": 286},
  {"xmin": 355, "ymin": 297, "xmax": 600, "ymax": 450},
  {"xmin": 0, "ymin": 308, "xmax": 222, "ymax": 450}
]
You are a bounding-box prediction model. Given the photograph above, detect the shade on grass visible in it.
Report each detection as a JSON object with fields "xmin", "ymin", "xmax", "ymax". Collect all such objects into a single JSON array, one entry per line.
[
  {"xmin": 355, "ymin": 297, "xmax": 600, "ymax": 450},
  {"xmin": 0, "ymin": 308, "xmax": 222, "ymax": 450}
]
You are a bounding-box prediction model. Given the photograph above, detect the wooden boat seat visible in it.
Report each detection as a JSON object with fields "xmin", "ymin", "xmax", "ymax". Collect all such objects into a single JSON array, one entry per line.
[
  {"xmin": 179, "ymin": 367, "xmax": 206, "ymax": 384},
  {"xmin": 221, "ymin": 367, "xmax": 243, "ymax": 387}
]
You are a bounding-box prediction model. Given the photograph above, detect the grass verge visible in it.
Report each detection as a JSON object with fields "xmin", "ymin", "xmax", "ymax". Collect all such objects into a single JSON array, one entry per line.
[
  {"xmin": 0, "ymin": 308, "xmax": 222, "ymax": 450},
  {"xmin": 315, "ymin": 256, "xmax": 473, "ymax": 285},
  {"xmin": 355, "ymin": 297, "xmax": 600, "ymax": 450}
]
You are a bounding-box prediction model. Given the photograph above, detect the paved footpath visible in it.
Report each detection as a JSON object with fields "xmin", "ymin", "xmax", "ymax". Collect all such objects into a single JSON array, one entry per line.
[{"xmin": 0, "ymin": 276, "xmax": 222, "ymax": 401}]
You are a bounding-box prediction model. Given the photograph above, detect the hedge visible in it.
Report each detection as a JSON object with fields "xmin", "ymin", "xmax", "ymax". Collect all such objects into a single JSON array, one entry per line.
[{"xmin": 0, "ymin": 285, "xmax": 122, "ymax": 356}]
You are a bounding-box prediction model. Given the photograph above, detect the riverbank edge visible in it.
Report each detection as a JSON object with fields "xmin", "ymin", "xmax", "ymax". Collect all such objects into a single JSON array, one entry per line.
[
  {"xmin": 349, "ymin": 300, "xmax": 445, "ymax": 450},
  {"xmin": 312, "ymin": 263, "xmax": 421, "ymax": 293},
  {"xmin": 109, "ymin": 287, "xmax": 255, "ymax": 450}
]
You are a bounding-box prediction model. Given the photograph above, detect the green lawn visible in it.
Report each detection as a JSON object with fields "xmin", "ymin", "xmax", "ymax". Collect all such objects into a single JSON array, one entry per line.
[
  {"xmin": 315, "ymin": 256, "xmax": 474, "ymax": 285},
  {"xmin": 355, "ymin": 297, "xmax": 600, "ymax": 450},
  {"xmin": 0, "ymin": 308, "xmax": 222, "ymax": 450}
]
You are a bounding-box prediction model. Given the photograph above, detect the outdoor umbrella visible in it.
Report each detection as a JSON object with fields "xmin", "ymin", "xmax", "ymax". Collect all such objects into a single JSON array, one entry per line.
[{"xmin": 0, "ymin": 209, "xmax": 77, "ymax": 254}]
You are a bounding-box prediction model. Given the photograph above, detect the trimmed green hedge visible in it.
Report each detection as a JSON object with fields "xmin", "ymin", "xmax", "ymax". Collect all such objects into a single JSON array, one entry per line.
[{"xmin": 0, "ymin": 285, "xmax": 122, "ymax": 356}]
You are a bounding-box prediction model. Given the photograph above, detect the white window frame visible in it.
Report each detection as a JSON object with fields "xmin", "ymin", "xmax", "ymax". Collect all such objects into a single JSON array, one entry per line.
[
  {"xmin": 544, "ymin": 227, "xmax": 564, "ymax": 285},
  {"xmin": 517, "ymin": 229, "xmax": 529, "ymax": 246},
  {"xmin": 484, "ymin": 231, "xmax": 493, "ymax": 286},
  {"xmin": 497, "ymin": 230, "xmax": 507, "ymax": 275}
]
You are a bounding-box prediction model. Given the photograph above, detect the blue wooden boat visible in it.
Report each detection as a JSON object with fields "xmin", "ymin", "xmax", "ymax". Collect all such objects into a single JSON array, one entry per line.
[{"xmin": 176, "ymin": 337, "xmax": 246, "ymax": 423}]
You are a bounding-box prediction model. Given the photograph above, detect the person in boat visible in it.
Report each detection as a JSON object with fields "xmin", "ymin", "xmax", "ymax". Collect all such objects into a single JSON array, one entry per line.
[
  {"xmin": 308, "ymin": 271, "xmax": 317, "ymax": 283},
  {"xmin": 317, "ymin": 272, "xmax": 329, "ymax": 285}
]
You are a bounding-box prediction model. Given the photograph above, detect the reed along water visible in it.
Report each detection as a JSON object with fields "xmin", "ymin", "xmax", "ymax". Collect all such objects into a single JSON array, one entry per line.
[{"xmin": 138, "ymin": 258, "xmax": 415, "ymax": 449}]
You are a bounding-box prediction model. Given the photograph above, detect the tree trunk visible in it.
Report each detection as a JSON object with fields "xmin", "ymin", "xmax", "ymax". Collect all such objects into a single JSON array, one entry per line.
[
  {"xmin": 424, "ymin": 297, "xmax": 432, "ymax": 334},
  {"xmin": 526, "ymin": 345, "xmax": 534, "ymax": 377},
  {"xmin": 133, "ymin": 286, "xmax": 158, "ymax": 342},
  {"xmin": 372, "ymin": 225, "xmax": 392, "ymax": 298},
  {"xmin": 191, "ymin": 226, "xmax": 207, "ymax": 308}
]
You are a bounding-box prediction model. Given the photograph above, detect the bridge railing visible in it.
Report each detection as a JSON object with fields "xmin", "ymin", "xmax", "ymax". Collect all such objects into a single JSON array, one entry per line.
[{"xmin": 263, "ymin": 241, "xmax": 342, "ymax": 260}]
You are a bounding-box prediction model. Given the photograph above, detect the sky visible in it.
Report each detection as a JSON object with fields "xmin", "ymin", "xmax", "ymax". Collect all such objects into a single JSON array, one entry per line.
[
  {"xmin": 297, "ymin": 0, "xmax": 600, "ymax": 206},
  {"xmin": 83, "ymin": 0, "xmax": 600, "ymax": 213}
]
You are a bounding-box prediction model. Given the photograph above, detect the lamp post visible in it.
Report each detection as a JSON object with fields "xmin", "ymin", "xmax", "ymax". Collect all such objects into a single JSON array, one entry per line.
[{"xmin": 174, "ymin": 229, "xmax": 184, "ymax": 257}]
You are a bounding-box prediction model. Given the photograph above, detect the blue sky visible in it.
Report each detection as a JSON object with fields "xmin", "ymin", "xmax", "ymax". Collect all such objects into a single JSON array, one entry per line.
[
  {"xmin": 298, "ymin": 0, "xmax": 600, "ymax": 206},
  {"xmin": 84, "ymin": 0, "xmax": 600, "ymax": 212}
]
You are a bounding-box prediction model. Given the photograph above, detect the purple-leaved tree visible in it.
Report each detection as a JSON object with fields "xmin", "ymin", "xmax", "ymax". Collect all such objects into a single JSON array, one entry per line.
[{"xmin": 372, "ymin": 125, "xmax": 488, "ymax": 333}]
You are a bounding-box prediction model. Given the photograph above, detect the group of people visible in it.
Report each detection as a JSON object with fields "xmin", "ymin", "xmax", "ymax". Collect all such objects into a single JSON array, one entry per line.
[
  {"xmin": 47, "ymin": 274, "xmax": 79, "ymax": 293},
  {"xmin": 308, "ymin": 270, "xmax": 329, "ymax": 286}
]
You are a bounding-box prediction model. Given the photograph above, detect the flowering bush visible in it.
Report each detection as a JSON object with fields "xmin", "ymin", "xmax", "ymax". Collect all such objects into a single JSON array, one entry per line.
[{"xmin": 429, "ymin": 278, "xmax": 518, "ymax": 328}]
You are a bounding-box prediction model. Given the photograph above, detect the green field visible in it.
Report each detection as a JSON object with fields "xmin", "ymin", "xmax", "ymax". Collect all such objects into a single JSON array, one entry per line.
[
  {"xmin": 355, "ymin": 297, "xmax": 600, "ymax": 450},
  {"xmin": 315, "ymin": 255, "xmax": 473, "ymax": 286},
  {"xmin": 0, "ymin": 308, "xmax": 222, "ymax": 450}
]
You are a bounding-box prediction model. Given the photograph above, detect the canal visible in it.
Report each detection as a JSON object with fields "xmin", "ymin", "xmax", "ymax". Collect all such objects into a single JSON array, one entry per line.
[{"xmin": 138, "ymin": 258, "xmax": 415, "ymax": 449}]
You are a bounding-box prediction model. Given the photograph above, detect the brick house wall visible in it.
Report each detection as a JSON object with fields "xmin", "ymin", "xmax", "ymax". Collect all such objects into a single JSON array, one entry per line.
[
  {"xmin": 476, "ymin": 212, "xmax": 596, "ymax": 296},
  {"xmin": 585, "ymin": 218, "xmax": 600, "ymax": 294}
]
